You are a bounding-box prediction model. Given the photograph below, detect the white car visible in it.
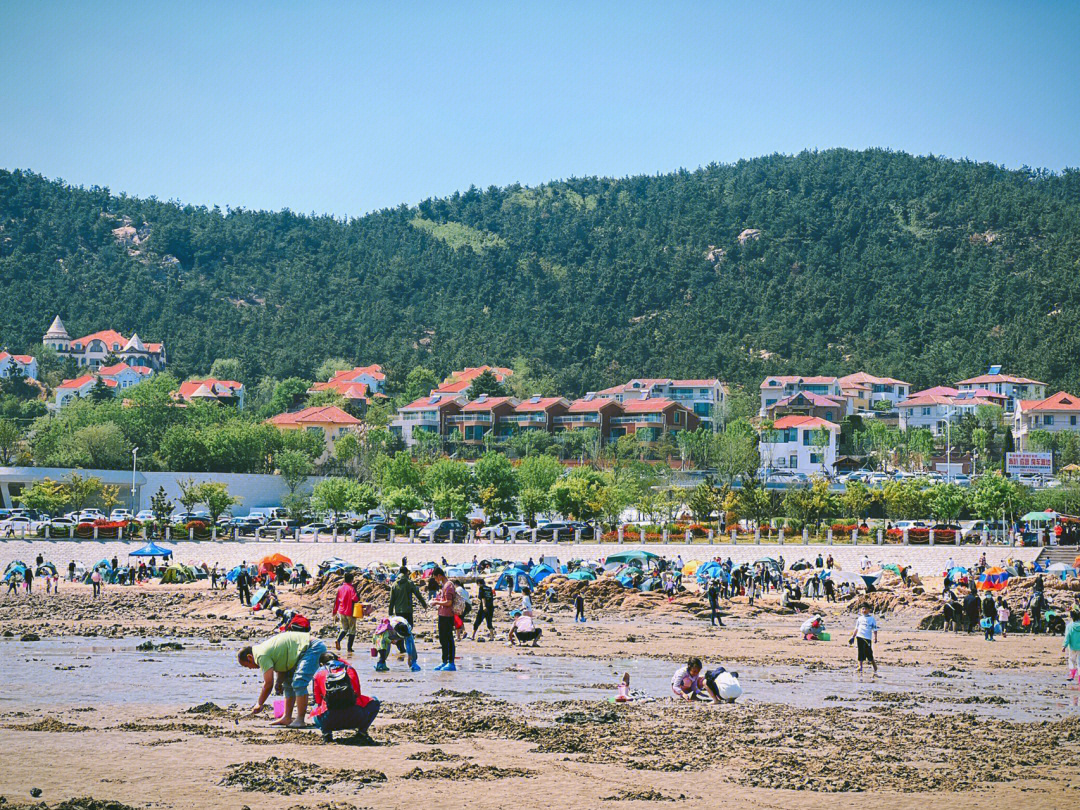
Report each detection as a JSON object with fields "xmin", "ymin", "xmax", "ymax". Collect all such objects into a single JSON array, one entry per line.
[
  {"xmin": 298, "ymin": 523, "xmax": 331, "ymax": 538},
  {"xmin": 480, "ymin": 521, "xmax": 530, "ymax": 540},
  {"xmin": 0, "ymin": 515, "xmax": 34, "ymax": 534},
  {"xmin": 134, "ymin": 510, "xmax": 155, "ymax": 522},
  {"xmin": 110, "ymin": 509, "xmax": 134, "ymax": 521}
]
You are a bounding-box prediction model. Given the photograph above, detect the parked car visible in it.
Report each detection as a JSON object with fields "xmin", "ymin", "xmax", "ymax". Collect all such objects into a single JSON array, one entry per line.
[
  {"xmin": 535, "ymin": 521, "xmax": 580, "ymax": 541},
  {"xmin": 134, "ymin": 510, "xmax": 155, "ymax": 522},
  {"xmin": 0, "ymin": 515, "xmax": 34, "ymax": 534},
  {"xmin": 50, "ymin": 517, "xmax": 77, "ymax": 529},
  {"xmin": 229, "ymin": 517, "xmax": 262, "ymax": 537},
  {"xmin": 354, "ymin": 521, "xmax": 394, "ymax": 541},
  {"xmin": 480, "ymin": 520, "xmax": 530, "ymax": 540},
  {"xmin": 417, "ymin": 518, "xmax": 470, "ymax": 543},
  {"xmin": 893, "ymin": 520, "xmax": 928, "ymax": 531},
  {"xmin": 260, "ymin": 519, "xmax": 298, "ymax": 538},
  {"xmin": 110, "ymin": 509, "xmax": 134, "ymax": 521},
  {"xmin": 298, "ymin": 522, "xmax": 331, "ymax": 538}
]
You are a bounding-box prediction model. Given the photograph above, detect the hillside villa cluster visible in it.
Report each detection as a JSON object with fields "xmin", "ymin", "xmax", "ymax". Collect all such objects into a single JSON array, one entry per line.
[{"xmin": 5, "ymin": 319, "xmax": 1078, "ymax": 476}]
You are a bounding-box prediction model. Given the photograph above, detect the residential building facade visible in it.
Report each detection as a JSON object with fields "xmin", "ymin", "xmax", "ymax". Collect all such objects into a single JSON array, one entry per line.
[
  {"xmin": 389, "ymin": 394, "xmax": 464, "ymax": 447},
  {"xmin": 764, "ymin": 391, "xmax": 847, "ymax": 424},
  {"xmin": 896, "ymin": 393, "xmax": 999, "ymax": 435},
  {"xmin": 0, "ymin": 351, "xmax": 37, "ymax": 380},
  {"xmin": 955, "ymin": 369, "xmax": 1046, "ymax": 413},
  {"xmin": 266, "ymin": 405, "xmax": 362, "ymax": 463},
  {"xmin": 434, "ymin": 365, "xmax": 513, "ymax": 395},
  {"xmin": 594, "ymin": 378, "xmax": 727, "ymax": 428},
  {"xmin": 53, "ymin": 362, "xmax": 152, "ymax": 408},
  {"xmin": 1014, "ymin": 391, "xmax": 1080, "ymax": 450},
  {"xmin": 759, "ymin": 376, "xmax": 847, "ymax": 417},
  {"xmin": 307, "ymin": 365, "xmax": 387, "ymax": 409},
  {"xmin": 177, "ymin": 378, "xmax": 246, "ymax": 409},
  {"xmin": 838, "ymin": 372, "xmax": 911, "ymax": 410},
  {"xmin": 43, "ymin": 316, "xmax": 166, "ymax": 371},
  {"xmin": 759, "ymin": 415, "xmax": 840, "ymax": 476}
]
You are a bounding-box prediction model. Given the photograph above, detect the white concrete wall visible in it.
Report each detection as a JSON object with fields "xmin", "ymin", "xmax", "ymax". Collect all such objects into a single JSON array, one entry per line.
[{"xmin": 0, "ymin": 538, "xmax": 1042, "ymax": 578}]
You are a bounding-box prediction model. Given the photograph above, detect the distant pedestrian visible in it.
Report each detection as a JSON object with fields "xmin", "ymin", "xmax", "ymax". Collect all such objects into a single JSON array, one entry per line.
[
  {"xmin": 849, "ymin": 604, "xmax": 879, "ymax": 676},
  {"xmin": 575, "ymin": 593, "xmax": 586, "ymax": 623},
  {"xmin": 23, "ymin": 566, "xmax": 33, "ymax": 594},
  {"xmin": 68, "ymin": 560, "xmax": 76, "ymax": 582},
  {"xmin": 236, "ymin": 561, "xmax": 252, "ymax": 606},
  {"xmin": 334, "ymin": 572, "xmax": 359, "ymax": 653},
  {"xmin": 91, "ymin": 568, "xmax": 102, "ymax": 598},
  {"xmin": 431, "ymin": 566, "xmax": 457, "ymax": 671}
]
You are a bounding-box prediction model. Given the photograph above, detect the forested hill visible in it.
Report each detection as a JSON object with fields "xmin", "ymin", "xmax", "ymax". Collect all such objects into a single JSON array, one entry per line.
[{"xmin": 3, "ymin": 149, "xmax": 1080, "ymax": 395}]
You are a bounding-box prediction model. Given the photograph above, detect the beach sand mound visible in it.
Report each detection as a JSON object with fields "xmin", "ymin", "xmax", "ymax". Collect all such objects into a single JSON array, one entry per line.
[
  {"xmin": 542, "ymin": 575, "xmax": 708, "ymax": 618},
  {"xmin": 302, "ymin": 572, "xmax": 389, "ymax": 607}
]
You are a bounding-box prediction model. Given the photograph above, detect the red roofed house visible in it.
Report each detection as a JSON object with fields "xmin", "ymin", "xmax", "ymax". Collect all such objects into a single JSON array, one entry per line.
[
  {"xmin": 500, "ymin": 396, "xmax": 570, "ymax": 439},
  {"xmin": 389, "ymin": 394, "xmax": 464, "ymax": 447},
  {"xmin": 759, "ymin": 415, "xmax": 840, "ymax": 476},
  {"xmin": 1014, "ymin": 391, "xmax": 1080, "ymax": 450},
  {"xmin": 54, "ymin": 374, "xmax": 117, "ymax": 408},
  {"xmin": 177, "ymin": 379, "xmax": 245, "ymax": 409},
  {"xmin": 449, "ymin": 395, "xmax": 519, "ymax": 444},
  {"xmin": 955, "ymin": 367, "xmax": 1046, "ymax": 413},
  {"xmin": 0, "ymin": 351, "xmax": 38, "ymax": 380},
  {"xmin": 591, "ymin": 378, "xmax": 727, "ymax": 428},
  {"xmin": 838, "ymin": 372, "xmax": 911, "ymax": 410},
  {"xmin": 896, "ymin": 393, "xmax": 999, "ymax": 435},
  {"xmin": 307, "ymin": 365, "xmax": 387, "ymax": 412},
  {"xmin": 610, "ymin": 397, "xmax": 699, "ymax": 444},
  {"xmin": 267, "ymin": 405, "xmax": 362, "ymax": 463},
  {"xmin": 43, "ymin": 316, "xmax": 166, "ymax": 371},
  {"xmin": 554, "ymin": 396, "xmax": 626, "ymax": 442},
  {"xmin": 759, "ymin": 376, "xmax": 847, "ymax": 417},
  {"xmin": 434, "ymin": 366, "xmax": 513, "ymax": 395},
  {"xmin": 764, "ymin": 390, "xmax": 847, "ymax": 423}
]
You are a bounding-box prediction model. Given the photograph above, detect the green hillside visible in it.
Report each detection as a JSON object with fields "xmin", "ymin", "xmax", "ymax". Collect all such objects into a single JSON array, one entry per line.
[{"xmin": 3, "ymin": 149, "xmax": 1080, "ymax": 394}]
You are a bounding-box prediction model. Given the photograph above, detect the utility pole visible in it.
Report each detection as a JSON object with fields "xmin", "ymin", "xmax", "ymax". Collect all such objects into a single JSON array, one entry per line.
[{"xmin": 131, "ymin": 447, "xmax": 139, "ymax": 511}]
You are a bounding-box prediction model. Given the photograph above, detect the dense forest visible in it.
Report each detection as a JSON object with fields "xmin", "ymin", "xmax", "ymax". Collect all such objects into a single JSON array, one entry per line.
[{"xmin": 3, "ymin": 149, "xmax": 1080, "ymax": 394}]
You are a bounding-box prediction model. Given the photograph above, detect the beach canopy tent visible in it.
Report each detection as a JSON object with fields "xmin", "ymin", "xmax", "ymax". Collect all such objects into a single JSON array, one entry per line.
[
  {"xmin": 695, "ymin": 561, "xmax": 726, "ymax": 584},
  {"xmin": 827, "ymin": 569, "xmax": 880, "ymax": 591},
  {"xmin": 789, "ymin": 559, "xmax": 813, "ymax": 571},
  {"xmin": 1021, "ymin": 511, "xmax": 1059, "ymax": 523},
  {"xmin": 1047, "ymin": 562, "xmax": 1078, "ymax": 580},
  {"xmin": 638, "ymin": 577, "xmax": 660, "ymax": 592},
  {"xmin": 567, "ymin": 569, "xmax": 596, "ymax": 581},
  {"xmin": 882, "ymin": 563, "xmax": 903, "ymax": 577},
  {"xmin": 977, "ymin": 566, "xmax": 1010, "ymax": 591},
  {"xmin": 754, "ymin": 557, "xmax": 782, "ymax": 571},
  {"xmin": 36, "ymin": 562, "xmax": 57, "ymax": 577},
  {"xmin": 128, "ymin": 542, "xmax": 173, "ymax": 559},
  {"xmin": 446, "ymin": 566, "xmax": 469, "ymax": 578},
  {"xmin": 615, "ymin": 573, "xmax": 635, "ymax": 588},
  {"xmin": 494, "ymin": 569, "xmax": 535, "ymax": 592},
  {"xmin": 681, "ymin": 560, "xmax": 703, "ymax": 576},
  {"xmin": 945, "ymin": 567, "xmax": 970, "ymax": 586},
  {"xmin": 604, "ymin": 550, "xmax": 660, "ymax": 571},
  {"xmin": 530, "ymin": 564, "xmax": 556, "ymax": 583},
  {"xmin": 3, "ymin": 561, "xmax": 27, "ymax": 582}
]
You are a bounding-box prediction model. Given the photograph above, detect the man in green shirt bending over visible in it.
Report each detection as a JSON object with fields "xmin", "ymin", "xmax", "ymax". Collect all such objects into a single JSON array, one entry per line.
[{"xmin": 238, "ymin": 630, "xmax": 327, "ymax": 728}]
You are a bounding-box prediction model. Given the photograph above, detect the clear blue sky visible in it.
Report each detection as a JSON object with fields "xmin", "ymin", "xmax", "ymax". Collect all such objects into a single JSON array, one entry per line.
[{"xmin": 2, "ymin": 1, "xmax": 1078, "ymax": 216}]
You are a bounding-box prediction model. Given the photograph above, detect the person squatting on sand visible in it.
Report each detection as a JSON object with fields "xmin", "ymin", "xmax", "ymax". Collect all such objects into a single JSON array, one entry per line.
[
  {"xmin": 670, "ymin": 657, "xmax": 741, "ymax": 703},
  {"xmin": 239, "ymin": 629, "xmax": 327, "ymax": 728},
  {"xmin": 311, "ymin": 652, "xmax": 380, "ymax": 745}
]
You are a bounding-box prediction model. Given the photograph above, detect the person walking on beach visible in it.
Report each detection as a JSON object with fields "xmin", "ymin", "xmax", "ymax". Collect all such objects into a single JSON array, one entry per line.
[
  {"xmin": 472, "ymin": 579, "xmax": 496, "ymax": 639},
  {"xmin": 981, "ymin": 591, "xmax": 997, "ymax": 641},
  {"xmin": 849, "ymin": 604, "xmax": 879, "ymax": 676},
  {"xmin": 574, "ymin": 592, "xmax": 586, "ymax": 624},
  {"xmin": 91, "ymin": 568, "xmax": 102, "ymax": 598},
  {"xmin": 238, "ymin": 629, "xmax": 327, "ymax": 728},
  {"xmin": 333, "ymin": 571, "xmax": 359, "ymax": 653},
  {"xmin": 996, "ymin": 597, "xmax": 1010, "ymax": 638},
  {"xmin": 707, "ymin": 579, "xmax": 723, "ymax": 627},
  {"xmin": 210, "ymin": 565, "xmax": 219, "ymax": 590},
  {"xmin": 23, "ymin": 565, "xmax": 33, "ymax": 594},
  {"xmin": 1063, "ymin": 608, "xmax": 1080, "ymax": 683},
  {"xmin": 963, "ymin": 588, "xmax": 981, "ymax": 633},
  {"xmin": 68, "ymin": 560, "xmax": 75, "ymax": 582},
  {"xmin": 236, "ymin": 561, "xmax": 251, "ymax": 606},
  {"xmin": 431, "ymin": 566, "xmax": 457, "ymax": 671}
]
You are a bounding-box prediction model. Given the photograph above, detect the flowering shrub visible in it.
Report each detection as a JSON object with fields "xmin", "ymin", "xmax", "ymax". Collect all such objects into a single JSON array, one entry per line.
[
  {"xmin": 470, "ymin": 519, "xmax": 485, "ymax": 531},
  {"xmin": 886, "ymin": 527, "xmax": 955, "ymax": 543},
  {"xmin": 831, "ymin": 524, "xmax": 871, "ymax": 535}
]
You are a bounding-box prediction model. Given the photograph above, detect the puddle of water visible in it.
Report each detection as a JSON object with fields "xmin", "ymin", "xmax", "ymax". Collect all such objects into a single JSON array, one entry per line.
[{"xmin": 1, "ymin": 637, "xmax": 1077, "ymax": 722}]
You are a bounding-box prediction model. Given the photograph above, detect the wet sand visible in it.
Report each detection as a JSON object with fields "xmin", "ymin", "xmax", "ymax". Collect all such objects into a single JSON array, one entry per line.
[{"xmin": 2, "ymin": 582, "xmax": 1079, "ymax": 809}]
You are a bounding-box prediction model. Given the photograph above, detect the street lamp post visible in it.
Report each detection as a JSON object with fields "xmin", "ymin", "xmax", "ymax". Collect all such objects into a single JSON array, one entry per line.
[{"xmin": 131, "ymin": 446, "xmax": 139, "ymax": 511}]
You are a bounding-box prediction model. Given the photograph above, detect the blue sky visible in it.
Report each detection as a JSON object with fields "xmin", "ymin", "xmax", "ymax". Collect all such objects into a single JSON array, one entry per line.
[{"xmin": 2, "ymin": 1, "xmax": 1078, "ymax": 216}]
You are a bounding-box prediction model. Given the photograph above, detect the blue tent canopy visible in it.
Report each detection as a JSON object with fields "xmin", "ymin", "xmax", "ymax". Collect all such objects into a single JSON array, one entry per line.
[
  {"xmin": 530, "ymin": 564, "xmax": 555, "ymax": 583},
  {"xmin": 495, "ymin": 570, "xmax": 536, "ymax": 592},
  {"xmin": 696, "ymin": 561, "xmax": 725, "ymax": 584},
  {"xmin": 129, "ymin": 542, "xmax": 173, "ymax": 558}
]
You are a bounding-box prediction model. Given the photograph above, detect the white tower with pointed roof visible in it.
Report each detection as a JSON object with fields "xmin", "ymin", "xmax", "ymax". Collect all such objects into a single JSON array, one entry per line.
[{"xmin": 43, "ymin": 316, "xmax": 71, "ymax": 352}]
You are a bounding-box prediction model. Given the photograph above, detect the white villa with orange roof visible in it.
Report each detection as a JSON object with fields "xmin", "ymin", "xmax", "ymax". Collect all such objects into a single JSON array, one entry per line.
[
  {"xmin": 759, "ymin": 415, "xmax": 839, "ymax": 475},
  {"xmin": 389, "ymin": 393, "xmax": 465, "ymax": 447},
  {"xmin": 307, "ymin": 365, "xmax": 387, "ymax": 410},
  {"xmin": 53, "ymin": 362, "xmax": 152, "ymax": 408},
  {"xmin": 896, "ymin": 391, "xmax": 1000, "ymax": 435},
  {"xmin": 43, "ymin": 316, "xmax": 166, "ymax": 371},
  {"xmin": 0, "ymin": 351, "xmax": 37, "ymax": 380},
  {"xmin": 838, "ymin": 372, "xmax": 911, "ymax": 410},
  {"xmin": 955, "ymin": 367, "xmax": 1045, "ymax": 413},
  {"xmin": 1014, "ymin": 391, "xmax": 1080, "ymax": 450}
]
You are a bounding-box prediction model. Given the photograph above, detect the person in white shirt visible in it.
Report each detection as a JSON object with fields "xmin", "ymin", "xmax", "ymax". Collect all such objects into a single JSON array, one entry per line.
[
  {"xmin": 849, "ymin": 603, "xmax": 880, "ymax": 676},
  {"xmin": 520, "ymin": 587, "xmax": 534, "ymax": 616}
]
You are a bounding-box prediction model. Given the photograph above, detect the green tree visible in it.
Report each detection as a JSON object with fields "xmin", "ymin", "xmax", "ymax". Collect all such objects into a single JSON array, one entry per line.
[
  {"xmin": 424, "ymin": 458, "xmax": 475, "ymax": 520},
  {"xmin": 0, "ymin": 364, "xmax": 36, "ymax": 400},
  {"xmin": 840, "ymin": 480, "xmax": 873, "ymax": 520},
  {"xmin": 549, "ymin": 466, "xmax": 606, "ymax": 521},
  {"xmin": 474, "ymin": 451, "xmax": 519, "ymax": 521},
  {"xmin": 970, "ymin": 471, "xmax": 1029, "ymax": 523},
  {"xmin": 466, "ymin": 369, "xmax": 507, "ymax": 399},
  {"xmin": 401, "ymin": 366, "xmax": 438, "ymax": 404},
  {"xmin": 1059, "ymin": 431, "xmax": 1080, "ymax": 467},
  {"xmin": 383, "ymin": 486, "xmax": 423, "ymax": 524},
  {"xmin": 311, "ymin": 477, "xmax": 375, "ymax": 521},
  {"xmin": 737, "ymin": 477, "xmax": 777, "ymax": 529},
  {"xmin": 15, "ymin": 478, "xmax": 69, "ymax": 516},
  {"xmin": 100, "ymin": 484, "xmax": 121, "ymax": 515},
  {"xmin": 197, "ymin": 482, "xmax": 239, "ymax": 523},
  {"xmin": 315, "ymin": 358, "xmax": 353, "ymax": 382},
  {"xmin": 209, "ymin": 358, "xmax": 244, "ymax": 383},
  {"xmin": 0, "ymin": 418, "xmax": 21, "ymax": 464},
  {"xmin": 926, "ymin": 482, "xmax": 967, "ymax": 522},
  {"xmin": 1027, "ymin": 429, "xmax": 1055, "ymax": 453},
  {"xmin": 687, "ymin": 481, "xmax": 719, "ymax": 522},
  {"xmin": 881, "ymin": 479, "xmax": 928, "ymax": 522},
  {"xmin": 54, "ymin": 422, "xmax": 131, "ymax": 469},
  {"xmin": 276, "ymin": 449, "xmax": 314, "ymax": 495},
  {"xmin": 64, "ymin": 471, "xmax": 103, "ymax": 513},
  {"xmin": 150, "ymin": 486, "xmax": 174, "ymax": 526},
  {"xmin": 89, "ymin": 377, "xmax": 113, "ymax": 402},
  {"xmin": 176, "ymin": 477, "xmax": 202, "ymax": 513},
  {"xmin": 266, "ymin": 377, "xmax": 311, "ymax": 416}
]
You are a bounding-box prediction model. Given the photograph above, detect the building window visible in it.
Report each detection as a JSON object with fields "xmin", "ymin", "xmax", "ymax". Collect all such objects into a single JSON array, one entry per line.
[
  {"xmin": 810, "ymin": 453, "xmax": 822, "ymax": 464},
  {"xmin": 1045, "ymin": 415, "xmax": 1054, "ymax": 426},
  {"xmin": 922, "ymin": 407, "xmax": 930, "ymax": 416},
  {"xmin": 788, "ymin": 455, "xmax": 797, "ymax": 468},
  {"xmin": 673, "ymin": 410, "xmax": 680, "ymax": 424},
  {"xmin": 825, "ymin": 411, "xmax": 833, "ymax": 421},
  {"xmin": 1072, "ymin": 416, "xmax": 1077, "ymax": 426}
]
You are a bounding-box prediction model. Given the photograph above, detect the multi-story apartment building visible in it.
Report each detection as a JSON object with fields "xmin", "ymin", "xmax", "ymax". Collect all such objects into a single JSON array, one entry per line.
[
  {"xmin": 553, "ymin": 396, "xmax": 625, "ymax": 439},
  {"xmin": 759, "ymin": 376, "xmax": 847, "ymax": 417},
  {"xmin": 955, "ymin": 367, "xmax": 1046, "ymax": 413},
  {"xmin": 43, "ymin": 316, "xmax": 166, "ymax": 371},
  {"xmin": 758, "ymin": 415, "xmax": 840, "ymax": 476},
  {"xmin": 609, "ymin": 398, "xmax": 699, "ymax": 443},
  {"xmin": 1014, "ymin": 391, "xmax": 1080, "ymax": 450},
  {"xmin": 389, "ymin": 394, "xmax": 464, "ymax": 446},
  {"xmin": 594, "ymin": 378, "xmax": 727, "ymax": 428},
  {"xmin": 449, "ymin": 395, "xmax": 519, "ymax": 444}
]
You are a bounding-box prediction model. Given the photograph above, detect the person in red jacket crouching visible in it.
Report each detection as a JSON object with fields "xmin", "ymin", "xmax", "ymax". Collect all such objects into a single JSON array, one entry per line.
[{"xmin": 311, "ymin": 652, "xmax": 381, "ymax": 745}]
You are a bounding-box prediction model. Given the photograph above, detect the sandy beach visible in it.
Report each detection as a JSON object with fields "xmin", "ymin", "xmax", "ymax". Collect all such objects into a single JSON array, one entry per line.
[{"xmin": 2, "ymin": 572, "xmax": 1079, "ymax": 810}]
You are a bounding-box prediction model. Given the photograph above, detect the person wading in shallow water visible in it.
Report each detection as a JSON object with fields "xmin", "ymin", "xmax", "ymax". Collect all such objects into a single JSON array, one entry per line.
[
  {"xmin": 430, "ymin": 567, "xmax": 457, "ymax": 671},
  {"xmin": 849, "ymin": 604, "xmax": 879, "ymax": 677}
]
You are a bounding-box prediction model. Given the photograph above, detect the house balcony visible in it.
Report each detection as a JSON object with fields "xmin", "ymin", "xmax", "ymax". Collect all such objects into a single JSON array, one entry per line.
[
  {"xmin": 447, "ymin": 414, "xmax": 493, "ymax": 424},
  {"xmin": 553, "ymin": 414, "xmax": 601, "ymax": 426},
  {"xmin": 500, "ymin": 414, "xmax": 548, "ymax": 426},
  {"xmin": 612, "ymin": 414, "xmax": 665, "ymax": 425}
]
